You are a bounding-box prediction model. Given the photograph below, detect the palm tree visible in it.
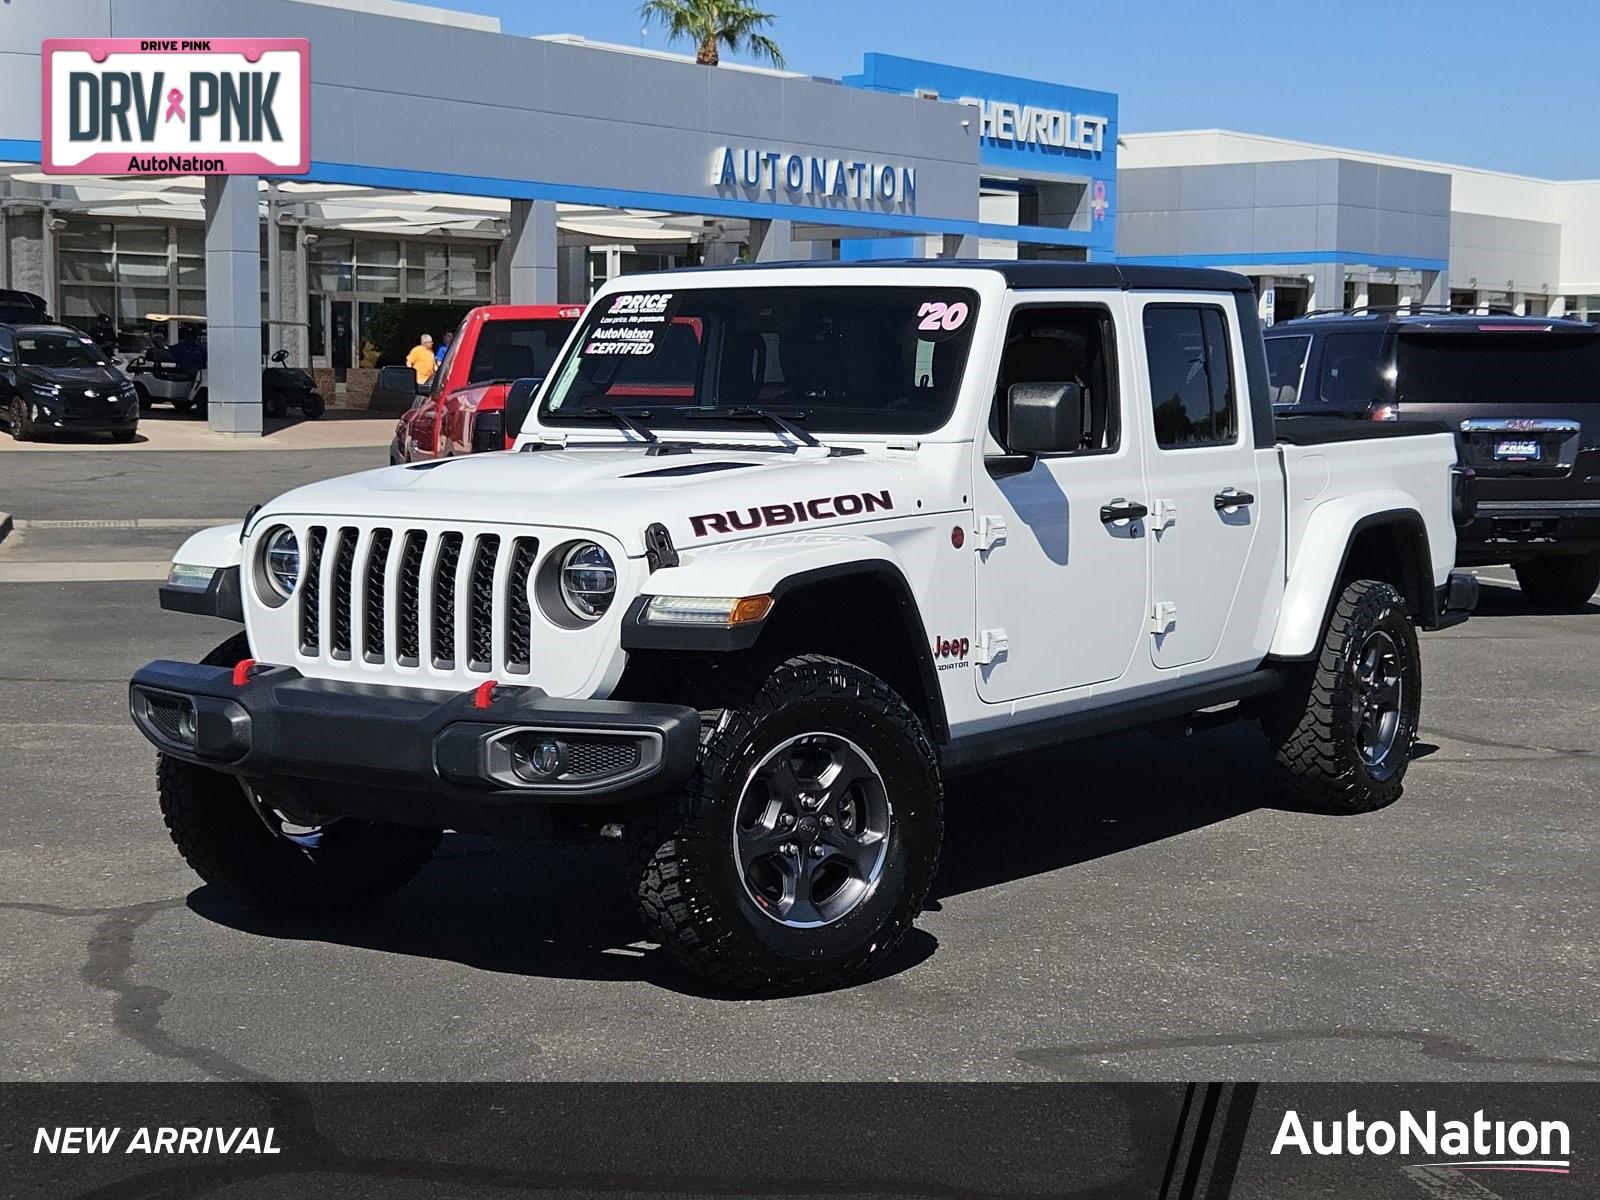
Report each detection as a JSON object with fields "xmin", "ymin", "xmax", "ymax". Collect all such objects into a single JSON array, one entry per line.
[{"xmin": 638, "ymin": 0, "xmax": 786, "ymax": 68}]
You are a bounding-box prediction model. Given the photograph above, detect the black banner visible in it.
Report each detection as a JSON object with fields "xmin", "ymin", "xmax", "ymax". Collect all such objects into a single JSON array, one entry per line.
[{"xmin": 1, "ymin": 1083, "xmax": 1591, "ymax": 1198}]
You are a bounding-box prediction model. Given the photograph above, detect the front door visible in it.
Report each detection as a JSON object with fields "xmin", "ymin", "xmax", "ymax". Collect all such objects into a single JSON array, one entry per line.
[
  {"xmin": 972, "ymin": 296, "xmax": 1151, "ymax": 704},
  {"xmin": 1134, "ymin": 297, "xmax": 1266, "ymax": 670}
]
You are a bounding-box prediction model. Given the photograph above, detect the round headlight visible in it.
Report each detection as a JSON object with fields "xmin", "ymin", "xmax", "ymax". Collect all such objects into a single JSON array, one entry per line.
[
  {"xmin": 559, "ymin": 542, "xmax": 616, "ymax": 621},
  {"xmin": 261, "ymin": 527, "xmax": 301, "ymax": 599}
]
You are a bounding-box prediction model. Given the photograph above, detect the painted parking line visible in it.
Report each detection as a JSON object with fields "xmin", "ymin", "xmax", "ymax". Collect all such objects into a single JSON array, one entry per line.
[
  {"xmin": 0, "ymin": 561, "xmax": 169, "ymax": 583},
  {"xmin": 13, "ymin": 517, "xmax": 235, "ymax": 530}
]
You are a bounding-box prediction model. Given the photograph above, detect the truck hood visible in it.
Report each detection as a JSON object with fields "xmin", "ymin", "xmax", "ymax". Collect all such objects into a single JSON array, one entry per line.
[{"xmin": 254, "ymin": 444, "xmax": 920, "ymax": 555}]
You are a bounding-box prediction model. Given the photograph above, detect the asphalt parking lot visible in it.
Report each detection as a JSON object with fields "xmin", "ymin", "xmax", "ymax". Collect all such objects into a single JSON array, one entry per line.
[{"xmin": 1, "ymin": 440, "xmax": 1596, "ymax": 1084}]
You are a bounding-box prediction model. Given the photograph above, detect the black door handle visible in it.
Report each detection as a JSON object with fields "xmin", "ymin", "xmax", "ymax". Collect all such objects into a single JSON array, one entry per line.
[
  {"xmin": 1100, "ymin": 498, "xmax": 1149, "ymax": 524},
  {"xmin": 1214, "ymin": 488, "xmax": 1255, "ymax": 510}
]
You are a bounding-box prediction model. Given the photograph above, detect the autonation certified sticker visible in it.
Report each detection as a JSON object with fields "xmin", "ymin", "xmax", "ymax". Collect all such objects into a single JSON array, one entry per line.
[{"xmin": 42, "ymin": 38, "xmax": 310, "ymax": 176}]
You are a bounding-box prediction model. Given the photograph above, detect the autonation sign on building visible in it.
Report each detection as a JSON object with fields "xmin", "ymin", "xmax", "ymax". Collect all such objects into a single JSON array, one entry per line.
[{"xmin": 41, "ymin": 38, "xmax": 309, "ymax": 175}]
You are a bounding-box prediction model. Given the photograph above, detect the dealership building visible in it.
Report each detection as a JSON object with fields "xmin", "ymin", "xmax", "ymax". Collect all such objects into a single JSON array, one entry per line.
[{"xmin": 1, "ymin": 0, "xmax": 1597, "ymax": 435}]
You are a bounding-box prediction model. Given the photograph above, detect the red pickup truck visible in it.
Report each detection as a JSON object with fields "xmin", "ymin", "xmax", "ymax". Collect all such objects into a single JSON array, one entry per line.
[{"xmin": 392, "ymin": 303, "xmax": 581, "ymax": 463}]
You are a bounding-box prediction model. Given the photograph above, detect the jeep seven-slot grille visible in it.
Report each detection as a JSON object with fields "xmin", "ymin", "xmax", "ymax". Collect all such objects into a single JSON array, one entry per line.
[
  {"xmin": 431, "ymin": 533, "xmax": 464, "ymax": 669},
  {"xmin": 467, "ymin": 535, "xmax": 500, "ymax": 672},
  {"xmin": 293, "ymin": 526, "xmax": 549, "ymax": 678},
  {"xmin": 362, "ymin": 529, "xmax": 393, "ymax": 663},
  {"xmin": 298, "ymin": 527, "xmax": 326, "ymax": 655},
  {"xmin": 329, "ymin": 529, "xmax": 358, "ymax": 660},
  {"xmin": 504, "ymin": 537, "xmax": 539, "ymax": 674},
  {"xmin": 395, "ymin": 532, "xmax": 426, "ymax": 667}
]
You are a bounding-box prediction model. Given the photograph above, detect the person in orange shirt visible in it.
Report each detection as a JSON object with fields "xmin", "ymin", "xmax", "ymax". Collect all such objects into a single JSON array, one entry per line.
[{"xmin": 406, "ymin": 334, "xmax": 437, "ymax": 386}]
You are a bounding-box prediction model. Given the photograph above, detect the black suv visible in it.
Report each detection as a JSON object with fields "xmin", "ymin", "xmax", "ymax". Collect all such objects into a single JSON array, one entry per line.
[
  {"xmin": 1266, "ymin": 308, "xmax": 1600, "ymax": 609},
  {"xmin": 0, "ymin": 322, "xmax": 140, "ymax": 442}
]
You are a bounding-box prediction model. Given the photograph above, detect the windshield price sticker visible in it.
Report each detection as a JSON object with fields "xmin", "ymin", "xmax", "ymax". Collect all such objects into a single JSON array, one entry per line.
[
  {"xmin": 917, "ymin": 298, "xmax": 971, "ymax": 340},
  {"xmin": 586, "ymin": 292, "xmax": 677, "ymax": 357}
]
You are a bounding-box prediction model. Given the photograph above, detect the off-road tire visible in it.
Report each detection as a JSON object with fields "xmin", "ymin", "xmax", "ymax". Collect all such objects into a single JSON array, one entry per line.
[
  {"xmin": 156, "ymin": 634, "xmax": 440, "ymax": 914},
  {"xmin": 1514, "ymin": 553, "xmax": 1600, "ymax": 611},
  {"xmin": 632, "ymin": 655, "xmax": 943, "ymax": 995},
  {"xmin": 302, "ymin": 391, "xmax": 326, "ymax": 420},
  {"xmin": 1262, "ymin": 580, "xmax": 1421, "ymax": 814},
  {"xmin": 134, "ymin": 384, "xmax": 152, "ymax": 411},
  {"xmin": 263, "ymin": 392, "xmax": 288, "ymax": 419}
]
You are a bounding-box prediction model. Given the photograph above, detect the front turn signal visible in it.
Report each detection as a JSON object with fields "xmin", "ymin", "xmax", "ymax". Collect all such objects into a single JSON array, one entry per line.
[{"xmin": 643, "ymin": 594, "xmax": 774, "ymax": 627}]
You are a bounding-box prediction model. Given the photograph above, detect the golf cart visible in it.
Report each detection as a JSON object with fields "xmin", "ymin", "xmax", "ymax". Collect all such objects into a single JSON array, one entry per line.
[{"xmin": 125, "ymin": 315, "xmax": 324, "ymax": 420}]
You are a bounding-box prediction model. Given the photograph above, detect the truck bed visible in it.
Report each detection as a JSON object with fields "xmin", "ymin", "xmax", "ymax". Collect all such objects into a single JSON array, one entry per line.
[{"xmin": 1275, "ymin": 415, "xmax": 1452, "ymax": 446}]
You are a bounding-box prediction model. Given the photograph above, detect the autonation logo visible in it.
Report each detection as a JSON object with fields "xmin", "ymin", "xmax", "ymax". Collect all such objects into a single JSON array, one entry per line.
[{"xmin": 1273, "ymin": 1109, "xmax": 1572, "ymax": 1175}]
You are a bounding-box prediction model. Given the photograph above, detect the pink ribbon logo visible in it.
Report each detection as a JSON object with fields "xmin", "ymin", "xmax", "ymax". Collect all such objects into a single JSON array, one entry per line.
[
  {"xmin": 164, "ymin": 88, "xmax": 185, "ymax": 123},
  {"xmin": 1091, "ymin": 179, "xmax": 1109, "ymax": 223}
]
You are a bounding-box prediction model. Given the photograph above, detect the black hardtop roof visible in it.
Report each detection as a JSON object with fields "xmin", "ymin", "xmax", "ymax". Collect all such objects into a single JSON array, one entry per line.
[
  {"xmin": 670, "ymin": 258, "xmax": 1254, "ymax": 293},
  {"xmin": 1268, "ymin": 309, "xmax": 1597, "ymax": 335}
]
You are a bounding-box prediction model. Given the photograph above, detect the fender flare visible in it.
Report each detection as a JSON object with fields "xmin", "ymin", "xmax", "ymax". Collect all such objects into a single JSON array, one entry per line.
[
  {"xmin": 620, "ymin": 540, "xmax": 948, "ymax": 743},
  {"xmin": 158, "ymin": 522, "xmax": 246, "ymax": 622},
  {"xmin": 1270, "ymin": 500, "xmax": 1434, "ymax": 660}
]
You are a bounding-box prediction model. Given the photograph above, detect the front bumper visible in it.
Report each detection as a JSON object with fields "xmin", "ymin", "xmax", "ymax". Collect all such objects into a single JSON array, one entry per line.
[
  {"xmin": 129, "ymin": 660, "xmax": 701, "ymax": 831},
  {"xmin": 29, "ymin": 397, "xmax": 139, "ymax": 432}
]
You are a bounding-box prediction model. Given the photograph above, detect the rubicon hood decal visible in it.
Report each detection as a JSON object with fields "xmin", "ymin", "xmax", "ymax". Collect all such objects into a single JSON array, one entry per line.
[{"xmin": 690, "ymin": 490, "xmax": 893, "ymax": 537}]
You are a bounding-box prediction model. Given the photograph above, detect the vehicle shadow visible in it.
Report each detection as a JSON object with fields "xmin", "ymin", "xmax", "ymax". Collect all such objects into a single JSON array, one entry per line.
[
  {"xmin": 1463, "ymin": 578, "xmax": 1599, "ymax": 617},
  {"xmin": 187, "ymin": 723, "xmax": 1278, "ymax": 997}
]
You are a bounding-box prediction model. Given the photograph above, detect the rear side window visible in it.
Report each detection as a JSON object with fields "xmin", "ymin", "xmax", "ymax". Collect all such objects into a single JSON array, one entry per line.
[
  {"xmin": 1143, "ymin": 305, "xmax": 1237, "ymax": 449},
  {"xmin": 1316, "ymin": 332, "xmax": 1386, "ymax": 407},
  {"xmin": 1396, "ymin": 331, "xmax": 1600, "ymax": 405},
  {"xmin": 1265, "ymin": 335, "xmax": 1311, "ymax": 405},
  {"xmin": 468, "ymin": 318, "xmax": 577, "ymax": 385}
]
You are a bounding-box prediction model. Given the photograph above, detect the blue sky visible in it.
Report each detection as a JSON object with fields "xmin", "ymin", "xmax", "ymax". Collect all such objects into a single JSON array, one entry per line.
[{"xmin": 426, "ymin": 1, "xmax": 1596, "ymax": 179}]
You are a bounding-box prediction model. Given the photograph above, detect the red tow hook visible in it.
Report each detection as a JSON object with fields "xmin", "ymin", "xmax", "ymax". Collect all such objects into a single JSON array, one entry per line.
[
  {"xmin": 231, "ymin": 658, "xmax": 259, "ymax": 687},
  {"xmin": 472, "ymin": 679, "xmax": 500, "ymax": 710}
]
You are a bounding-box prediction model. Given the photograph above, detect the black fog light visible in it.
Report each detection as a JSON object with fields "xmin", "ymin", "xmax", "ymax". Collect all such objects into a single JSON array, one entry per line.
[
  {"xmin": 511, "ymin": 735, "xmax": 565, "ymax": 782},
  {"xmin": 177, "ymin": 703, "xmax": 198, "ymax": 744}
]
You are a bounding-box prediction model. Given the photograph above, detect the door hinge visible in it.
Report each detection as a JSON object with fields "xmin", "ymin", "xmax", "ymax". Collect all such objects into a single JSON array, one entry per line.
[
  {"xmin": 1151, "ymin": 499, "xmax": 1178, "ymax": 532},
  {"xmin": 975, "ymin": 515, "xmax": 1008, "ymax": 551},
  {"xmin": 974, "ymin": 628, "xmax": 1009, "ymax": 664},
  {"xmin": 1150, "ymin": 601, "xmax": 1178, "ymax": 635}
]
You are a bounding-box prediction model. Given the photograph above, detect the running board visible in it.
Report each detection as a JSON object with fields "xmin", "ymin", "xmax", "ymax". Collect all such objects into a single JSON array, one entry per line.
[{"xmin": 939, "ymin": 667, "xmax": 1288, "ymax": 776}]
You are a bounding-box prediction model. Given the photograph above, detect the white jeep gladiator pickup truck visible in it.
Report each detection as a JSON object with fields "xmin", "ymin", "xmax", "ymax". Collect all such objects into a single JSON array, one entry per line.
[{"xmin": 132, "ymin": 262, "xmax": 1477, "ymax": 993}]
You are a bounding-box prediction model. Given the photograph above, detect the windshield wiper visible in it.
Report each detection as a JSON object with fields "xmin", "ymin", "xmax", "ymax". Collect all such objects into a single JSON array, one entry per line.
[
  {"xmin": 570, "ymin": 407, "xmax": 658, "ymax": 443},
  {"xmin": 682, "ymin": 406, "xmax": 821, "ymax": 448}
]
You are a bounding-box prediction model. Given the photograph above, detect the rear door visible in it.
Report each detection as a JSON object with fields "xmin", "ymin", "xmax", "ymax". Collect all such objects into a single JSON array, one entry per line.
[{"xmin": 1134, "ymin": 295, "xmax": 1274, "ymax": 671}]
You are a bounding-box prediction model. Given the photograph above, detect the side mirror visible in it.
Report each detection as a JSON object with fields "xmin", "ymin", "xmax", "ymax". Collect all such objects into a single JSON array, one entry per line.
[
  {"xmin": 1006, "ymin": 381, "xmax": 1089, "ymax": 454},
  {"xmin": 503, "ymin": 376, "xmax": 544, "ymax": 439},
  {"xmin": 376, "ymin": 364, "xmax": 419, "ymax": 397}
]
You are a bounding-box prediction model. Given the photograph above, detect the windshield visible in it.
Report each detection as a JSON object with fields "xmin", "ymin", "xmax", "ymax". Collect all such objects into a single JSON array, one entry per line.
[
  {"xmin": 540, "ymin": 285, "xmax": 980, "ymax": 435},
  {"xmin": 1397, "ymin": 330, "xmax": 1600, "ymax": 405},
  {"xmin": 16, "ymin": 331, "xmax": 111, "ymax": 368},
  {"xmin": 467, "ymin": 318, "xmax": 578, "ymax": 385}
]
